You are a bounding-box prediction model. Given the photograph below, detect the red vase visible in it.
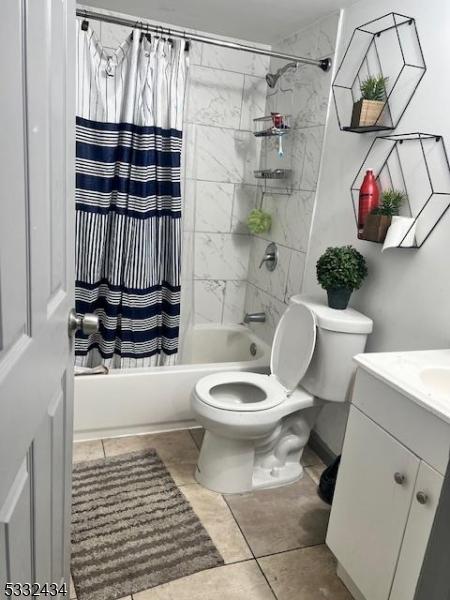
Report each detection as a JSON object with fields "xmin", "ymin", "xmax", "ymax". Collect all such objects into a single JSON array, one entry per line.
[{"xmin": 358, "ymin": 169, "xmax": 379, "ymax": 238}]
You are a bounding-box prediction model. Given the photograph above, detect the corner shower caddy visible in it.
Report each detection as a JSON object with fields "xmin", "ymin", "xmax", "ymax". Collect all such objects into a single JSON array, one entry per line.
[
  {"xmin": 332, "ymin": 13, "xmax": 426, "ymax": 133},
  {"xmin": 351, "ymin": 133, "xmax": 450, "ymax": 248},
  {"xmin": 253, "ymin": 114, "xmax": 293, "ymax": 195}
]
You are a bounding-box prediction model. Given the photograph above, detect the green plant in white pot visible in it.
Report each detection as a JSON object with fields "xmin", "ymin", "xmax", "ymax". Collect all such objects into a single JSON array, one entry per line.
[{"xmin": 316, "ymin": 246, "xmax": 368, "ymax": 310}]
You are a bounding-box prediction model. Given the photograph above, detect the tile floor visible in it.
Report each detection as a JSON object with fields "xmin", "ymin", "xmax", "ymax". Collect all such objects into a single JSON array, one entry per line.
[{"xmin": 71, "ymin": 429, "xmax": 352, "ymax": 600}]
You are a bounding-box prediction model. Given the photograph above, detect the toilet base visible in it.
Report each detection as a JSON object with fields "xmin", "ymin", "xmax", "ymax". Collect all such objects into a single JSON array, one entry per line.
[
  {"xmin": 195, "ymin": 451, "xmax": 304, "ymax": 494},
  {"xmin": 195, "ymin": 430, "xmax": 255, "ymax": 494},
  {"xmin": 195, "ymin": 407, "xmax": 320, "ymax": 494},
  {"xmin": 195, "ymin": 461, "xmax": 304, "ymax": 494},
  {"xmin": 252, "ymin": 462, "xmax": 304, "ymax": 490}
]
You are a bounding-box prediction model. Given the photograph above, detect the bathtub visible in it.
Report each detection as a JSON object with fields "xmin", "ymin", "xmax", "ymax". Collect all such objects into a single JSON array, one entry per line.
[{"xmin": 74, "ymin": 324, "xmax": 270, "ymax": 441}]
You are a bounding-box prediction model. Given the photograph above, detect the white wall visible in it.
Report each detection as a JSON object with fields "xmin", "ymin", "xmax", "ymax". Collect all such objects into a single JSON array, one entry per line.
[
  {"xmin": 303, "ymin": 0, "xmax": 450, "ymax": 454},
  {"xmin": 244, "ymin": 12, "xmax": 340, "ymax": 346}
]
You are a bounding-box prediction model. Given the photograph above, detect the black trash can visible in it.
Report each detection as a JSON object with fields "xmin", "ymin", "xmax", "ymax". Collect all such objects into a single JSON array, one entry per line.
[{"xmin": 318, "ymin": 456, "xmax": 341, "ymax": 505}]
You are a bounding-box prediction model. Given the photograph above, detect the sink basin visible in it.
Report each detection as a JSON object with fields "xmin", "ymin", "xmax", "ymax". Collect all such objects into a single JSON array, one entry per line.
[
  {"xmin": 355, "ymin": 349, "xmax": 450, "ymax": 423},
  {"xmin": 420, "ymin": 368, "xmax": 450, "ymax": 397}
]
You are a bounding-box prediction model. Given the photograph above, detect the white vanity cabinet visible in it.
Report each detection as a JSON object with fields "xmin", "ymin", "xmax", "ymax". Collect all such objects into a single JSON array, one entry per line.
[
  {"xmin": 326, "ymin": 367, "xmax": 449, "ymax": 600},
  {"xmin": 389, "ymin": 460, "xmax": 443, "ymax": 600}
]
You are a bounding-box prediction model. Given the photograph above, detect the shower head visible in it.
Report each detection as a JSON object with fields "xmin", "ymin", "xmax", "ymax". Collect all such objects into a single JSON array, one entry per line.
[
  {"xmin": 265, "ymin": 72, "xmax": 279, "ymax": 88},
  {"xmin": 265, "ymin": 61, "xmax": 298, "ymax": 88}
]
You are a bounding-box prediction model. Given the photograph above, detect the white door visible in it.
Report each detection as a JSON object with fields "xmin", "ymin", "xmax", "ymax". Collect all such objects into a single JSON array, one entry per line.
[
  {"xmin": 326, "ymin": 406, "xmax": 420, "ymax": 600},
  {"xmin": 389, "ymin": 461, "xmax": 444, "ymax": 600},
  {"xmin": 0, "ymin": 0, "xmax": 75, "ymax": 588}
]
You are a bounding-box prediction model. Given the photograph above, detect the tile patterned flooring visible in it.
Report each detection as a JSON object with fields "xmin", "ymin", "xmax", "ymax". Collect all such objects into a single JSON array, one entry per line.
[{"xmin": 72, "ymin": 429, "xmax": 352, "ymax": 600}]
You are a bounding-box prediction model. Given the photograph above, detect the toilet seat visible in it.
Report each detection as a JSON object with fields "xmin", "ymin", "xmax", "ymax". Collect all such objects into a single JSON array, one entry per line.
[
  {"xmin": 194, "ymin": 303, "xmax": 317, "ymax": 413},
  {"xmin": 191, "ymin": 295, "xmax": 373, "ymax": 494},
  {"xmin": 194, "ymin": 371, "xmax": 285, "ymax": 412},
  {"xmin": 270, "ymin": 302, "xmax": 316, "ymax": 392}
]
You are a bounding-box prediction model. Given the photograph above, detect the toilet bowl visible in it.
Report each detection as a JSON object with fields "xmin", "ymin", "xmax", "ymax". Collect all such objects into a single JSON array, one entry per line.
[{"xmin": 191, "ymin": 295, "xmax": 373, "ymax": 494}]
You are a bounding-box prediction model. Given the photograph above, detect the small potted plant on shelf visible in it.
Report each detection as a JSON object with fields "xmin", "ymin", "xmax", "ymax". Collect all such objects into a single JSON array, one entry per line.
[
  {"xmin": 362, "ymin": 188, "xmax": 406, "ymax": 243},
  {"xmin": 316, "ymin": 245, "xmax": 368, "ymax": 310},
  {"xmin": 350, "ymin": 74, "xmax": 388, "ymax": 128}
]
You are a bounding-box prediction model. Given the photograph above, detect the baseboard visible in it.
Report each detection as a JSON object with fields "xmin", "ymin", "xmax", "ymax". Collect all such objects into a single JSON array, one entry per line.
[
  {"xmin": 309, "ymin": 430, "xmax": 337, "ymax": 466},
  {"xmin": 73, "ymin": 419, "xmax": 198, "ymax": 442}
]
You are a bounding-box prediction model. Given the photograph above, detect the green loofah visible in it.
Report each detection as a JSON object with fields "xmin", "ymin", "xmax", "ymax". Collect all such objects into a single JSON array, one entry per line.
[{"xmin": 247, "ymin": 209, "xmax": 272, "ymax": 234}]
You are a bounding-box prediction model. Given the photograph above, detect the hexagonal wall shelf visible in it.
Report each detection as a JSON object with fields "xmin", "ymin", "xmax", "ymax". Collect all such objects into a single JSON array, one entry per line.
[
  {"xmin": 333, "ymin": 13, "xmax": 426, "ymax": 133},
  {"xmin": 351, "ymin": 133, "xmax": 450, "ymax": 248}
]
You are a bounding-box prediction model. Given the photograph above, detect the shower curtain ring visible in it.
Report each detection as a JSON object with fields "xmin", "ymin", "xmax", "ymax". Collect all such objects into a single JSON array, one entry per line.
[{"xmin": 81, "ymin": 9, "xmax": 89, "ymax": 31}]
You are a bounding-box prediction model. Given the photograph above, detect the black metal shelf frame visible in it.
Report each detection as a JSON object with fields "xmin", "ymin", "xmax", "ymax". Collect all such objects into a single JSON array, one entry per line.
[
  {"xmin": 351, "ymin": 133, "xmax": 450, "ymax": 248},
  {"xmin": 333, "ymin": 13, "xmax": 426, "ymax": 133}
]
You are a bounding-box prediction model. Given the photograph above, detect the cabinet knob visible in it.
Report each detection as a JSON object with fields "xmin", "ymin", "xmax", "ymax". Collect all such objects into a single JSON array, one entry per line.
[
  {"xmin": 416, "ymin": 491, "xmax": 428, "ymax": 505},
  {"xmin": 394, "ymin": 472, "xmax": 406, "ymax": 485}
]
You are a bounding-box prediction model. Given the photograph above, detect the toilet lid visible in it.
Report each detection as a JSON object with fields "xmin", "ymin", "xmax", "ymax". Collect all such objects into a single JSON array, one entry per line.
[{"xmin": 270, "ymin": 303, "xmax": 316, "ymax": 392}]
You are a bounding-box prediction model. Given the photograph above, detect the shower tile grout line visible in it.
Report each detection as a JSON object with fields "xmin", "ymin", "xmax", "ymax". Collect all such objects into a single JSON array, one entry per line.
[
  {"xmin": 190, "ymin": 179, "xmax": 318, "ymax": 196},
  {"xmin": 237, "ymin": 71, "xmax": 246, "ymax": 134},
  {"xmin": 249, "ymin": 234, "xmax": 310, "ymax": 256}
]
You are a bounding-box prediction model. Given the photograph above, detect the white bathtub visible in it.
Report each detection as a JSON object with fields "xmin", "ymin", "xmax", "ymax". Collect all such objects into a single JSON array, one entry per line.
[{"xmin": 74, "ymin": 324, "xmax": 270, "ymax": 441}]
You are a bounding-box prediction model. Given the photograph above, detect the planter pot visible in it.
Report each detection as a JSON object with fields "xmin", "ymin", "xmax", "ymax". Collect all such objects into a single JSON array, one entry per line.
[
  {"xmin": 362, "ymin": 213, "xmax": 392, "ymax": 243},
  {"xmin": 350, "ymin": 99, "xmax": 385, "ymax": 128},
  {"xmin": 327, "ymin": 288, "xmax": 353, "ymax": 310}
]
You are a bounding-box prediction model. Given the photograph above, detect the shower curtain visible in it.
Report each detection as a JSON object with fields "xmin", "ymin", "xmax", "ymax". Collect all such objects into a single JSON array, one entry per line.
[{"xmin": 75, "ymin": 24, "xmax": 188, "ymax": 368}]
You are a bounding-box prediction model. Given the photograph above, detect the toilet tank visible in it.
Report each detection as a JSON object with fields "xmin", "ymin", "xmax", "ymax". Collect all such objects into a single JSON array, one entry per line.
[{"xmin": 291, "ymin": 296, "xmax": 373, "ymax": 403}]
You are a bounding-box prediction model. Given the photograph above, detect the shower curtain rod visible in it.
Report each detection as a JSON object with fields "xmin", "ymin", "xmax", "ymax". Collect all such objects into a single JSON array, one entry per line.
[{"xmin": 76, "ymin": 8, "xmax": 332, "ymax": 72}]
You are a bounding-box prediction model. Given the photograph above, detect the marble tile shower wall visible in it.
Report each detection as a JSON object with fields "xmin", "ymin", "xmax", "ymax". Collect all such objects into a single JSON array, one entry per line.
[
  {"xmin": 185, "ymin": 48, "xmax": 270, "ymax": 325},
  {"xmin": 244, "ymin": 12, "xmax": 340, "ymax": 345}
]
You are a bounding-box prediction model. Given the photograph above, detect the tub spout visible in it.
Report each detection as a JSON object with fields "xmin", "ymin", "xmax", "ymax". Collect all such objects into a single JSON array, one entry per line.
[{"xmin": 244, "ymin": 312, "xmax": 266, "ymax": 323}]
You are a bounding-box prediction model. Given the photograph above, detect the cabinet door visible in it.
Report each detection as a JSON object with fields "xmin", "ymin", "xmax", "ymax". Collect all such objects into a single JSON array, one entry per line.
[
  {"xmin": 389, "ymin": 462, "xmax": 443, "ymax": 600},
  {"xmin": 326, "ymin": 406, "xmax": 420, "ymax": 600}
]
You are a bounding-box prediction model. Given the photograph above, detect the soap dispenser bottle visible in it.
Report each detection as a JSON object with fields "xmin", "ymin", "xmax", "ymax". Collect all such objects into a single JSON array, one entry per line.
[{"xmin": 358, "ymin": 169, "xmax": 379, "ymax": 238}]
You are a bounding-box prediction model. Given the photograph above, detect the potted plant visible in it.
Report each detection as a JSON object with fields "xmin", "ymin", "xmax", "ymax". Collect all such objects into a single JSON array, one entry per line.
[
  {"xmin": 362, "ymin": 188, "xmax": 406, "ymax": 243},
  {"xmin": 316, "ymin": 246, "xmax": 368, "ymax": 310},
  {"xmin": 350, "ymin": 74, "xmax": 388, "ymax": 128}
]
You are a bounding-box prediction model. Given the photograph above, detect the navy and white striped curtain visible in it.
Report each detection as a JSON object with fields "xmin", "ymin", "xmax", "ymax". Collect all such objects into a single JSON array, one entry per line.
[{"xmin": 75, "ymin": 24, "xmax": 188, "ymax": 368}]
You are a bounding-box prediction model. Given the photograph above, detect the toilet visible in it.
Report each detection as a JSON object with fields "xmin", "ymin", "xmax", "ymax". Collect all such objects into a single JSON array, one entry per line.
[{"xmin": 191, "ymin": 295, "xmax": 373, "ymax": 494}]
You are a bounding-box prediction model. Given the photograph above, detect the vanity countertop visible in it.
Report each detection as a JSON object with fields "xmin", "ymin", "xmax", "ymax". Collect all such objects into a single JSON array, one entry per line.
[{"xmin": 354, "ymin": 349, "xmax": 450, "ymax": 425}]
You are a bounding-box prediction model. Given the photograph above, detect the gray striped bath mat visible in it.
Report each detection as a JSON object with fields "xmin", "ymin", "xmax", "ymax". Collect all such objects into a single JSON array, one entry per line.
[{"xmin": 71, "ymin": 449, "xmax": 223, "ymax": 600}]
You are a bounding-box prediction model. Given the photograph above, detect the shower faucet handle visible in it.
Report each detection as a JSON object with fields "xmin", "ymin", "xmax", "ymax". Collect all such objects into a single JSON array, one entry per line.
[
  {"xmin": 68, "ymin": 309, "xmax": 100, "ymax": 336},
  {"xmin": 259, "ymin": 253, "xmax": 273, "ymax": 268},
  {"xmin": 259, "ymin": 242, "xmax": 278, "ymax": 271}
]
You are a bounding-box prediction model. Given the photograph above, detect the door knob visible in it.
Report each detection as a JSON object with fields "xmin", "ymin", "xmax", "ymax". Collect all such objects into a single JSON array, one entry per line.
[{"xmin": 68, "ymin": 309, "xmax": 100, "ymax": 336}]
